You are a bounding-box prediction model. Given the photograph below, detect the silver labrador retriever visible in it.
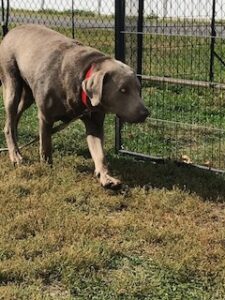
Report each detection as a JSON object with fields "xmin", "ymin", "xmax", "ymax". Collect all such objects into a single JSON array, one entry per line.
[{"xmin": 0, "ymin": 25, "xmax": 149, "ymax": 188}]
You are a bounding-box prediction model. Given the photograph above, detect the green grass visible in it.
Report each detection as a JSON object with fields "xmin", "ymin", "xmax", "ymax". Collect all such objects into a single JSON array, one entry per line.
[
  {"xmin": 1, "ymin": 122, "xmax": 225, "ymax": 299},
  {"xmin": 1, "ymin": 22, "xmax": 225, "ymax": 299},
  {"xmin": 121, "ymin": 86, "xmax": 225, "ymax": 169},
  {"xmin": 120, "ymin": 33, "xmax": 225, "ymax": 169},
  {"xmin": 10, "ymin": 8, "xmax": 225, "ymax": 26},
  {"xmin": 1, "ymin": 89, "xmax": 225, "ymax": 299},
  {"xmin": 10, "ymin": 8, "xmax": 113, "ymax": 20}
]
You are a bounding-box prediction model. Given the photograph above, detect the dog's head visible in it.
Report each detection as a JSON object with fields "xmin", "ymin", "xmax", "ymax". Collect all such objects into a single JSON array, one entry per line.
[{"xmin": 82, "ymin": 59, "xmax": 149, "ymax": 123}]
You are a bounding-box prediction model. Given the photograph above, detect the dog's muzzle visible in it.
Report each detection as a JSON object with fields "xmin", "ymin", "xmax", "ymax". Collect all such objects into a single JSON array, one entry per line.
[{"xmin": 117, "ymin": 107, "xmax": 150, "ymax": 124}]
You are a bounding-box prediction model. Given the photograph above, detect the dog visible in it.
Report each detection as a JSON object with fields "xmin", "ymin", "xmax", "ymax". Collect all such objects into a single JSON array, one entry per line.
[{"xmin": 0, "ymin": 25, "xmax": 149, "ymax": 188}]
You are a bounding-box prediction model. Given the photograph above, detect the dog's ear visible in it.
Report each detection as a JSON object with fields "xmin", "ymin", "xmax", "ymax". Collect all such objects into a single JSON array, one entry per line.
[{"xmin": 82, "ymin": 71, "xmax": 106, "ymax": 106}]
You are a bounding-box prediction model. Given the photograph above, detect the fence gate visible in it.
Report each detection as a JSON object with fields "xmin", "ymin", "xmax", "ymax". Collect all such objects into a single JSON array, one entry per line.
[{"xmin": 115, "ymin": 0, "xmax": 225, "ymax": 172}]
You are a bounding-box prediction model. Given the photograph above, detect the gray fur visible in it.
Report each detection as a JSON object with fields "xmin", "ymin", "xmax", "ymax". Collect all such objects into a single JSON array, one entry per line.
[{"xmin": 0, "ymin": 25, "xmax": 149, "ymax": 188}]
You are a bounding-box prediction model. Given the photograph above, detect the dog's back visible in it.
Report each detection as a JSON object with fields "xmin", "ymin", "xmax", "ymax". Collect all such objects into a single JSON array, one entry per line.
[{"xmin": 0, "ymin": 25, "xmax": 81, "ymax": 86}]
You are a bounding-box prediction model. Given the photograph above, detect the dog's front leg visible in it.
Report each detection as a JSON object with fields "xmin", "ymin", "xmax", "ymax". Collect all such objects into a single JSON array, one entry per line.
[
  {"xmin": 82, "ymin": 112, "xmax": 121, "ymax": 189},
  {"xmin": 87, "ymin": 135, "xmax": 122, "ymax": 188}
]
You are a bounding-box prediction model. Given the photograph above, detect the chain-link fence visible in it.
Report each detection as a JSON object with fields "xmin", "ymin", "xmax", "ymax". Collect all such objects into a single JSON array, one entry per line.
[
  {"xmin": 1, "ymin": 0, "xmax": 225, "ymax": 172},
  {"xmin": 0, "ymin": 0, "xmax": 114, "ymax": 52},
  {"xmin": 116, "ymin": 0, "xmax": 225, "ymax": 172}
]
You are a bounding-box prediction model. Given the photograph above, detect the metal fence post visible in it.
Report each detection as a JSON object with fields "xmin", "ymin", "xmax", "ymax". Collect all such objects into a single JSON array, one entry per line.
[
  {"xmin": 1, "ymin": 0, "xmax": 9, "ymax": 37},
  {"xmin": 115, "ymin": 0, "xmax": 125, "ymax": 153},
  {"xmin": 72, "ymin": 0, "xmax": 75, "ymax": 39},
  {"xmin": 209, "ymin": 0, "xmax": 216, "ymax": 82},
  {"xmin": 137, "ymin": 0, "xmax": 144, "ymax": 86}
]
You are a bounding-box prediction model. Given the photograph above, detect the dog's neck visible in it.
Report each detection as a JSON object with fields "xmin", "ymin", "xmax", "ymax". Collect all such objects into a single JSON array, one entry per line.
[{"xmin": 81, "ymin": 64, "xmax": 95, "ymax": 108}]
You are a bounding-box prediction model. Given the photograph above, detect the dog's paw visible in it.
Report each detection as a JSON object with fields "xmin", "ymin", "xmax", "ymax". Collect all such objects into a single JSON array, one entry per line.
[
  {"xmin": 9, "ymin": 150, "xmax": 23, "ymax": 166},
  {"xmin": 100, "ymin": 174, "xmax": 122, "ymax": 190}
]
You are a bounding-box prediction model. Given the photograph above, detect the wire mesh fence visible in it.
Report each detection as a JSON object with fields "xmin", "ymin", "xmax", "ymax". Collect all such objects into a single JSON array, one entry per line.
[
  {"xmin": 1, "ymin": 0, "xmax": 225, "ymax": 171},
  {"xmin": 0, "ymin": 0, "xmax": 115, "ymax": 52},
  {"xmin": 116, "ymin": 0, "xmax": 225, "ymax": 172}
]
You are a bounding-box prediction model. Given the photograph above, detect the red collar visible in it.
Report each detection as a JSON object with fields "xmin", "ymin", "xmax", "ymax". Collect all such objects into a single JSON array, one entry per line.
[{"xmin": 81, "ymin": 65, "xmax": 94, "ymax": 107}]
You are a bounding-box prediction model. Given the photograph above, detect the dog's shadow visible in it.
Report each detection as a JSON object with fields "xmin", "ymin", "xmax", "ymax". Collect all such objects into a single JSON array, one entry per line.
[
  {"xmin": 107, "ymin": 153, "xmax": 225, "ymax": 202},
  {"xmin": 15, "ymin": 144, "xmax": 225, "ymax": 202}
]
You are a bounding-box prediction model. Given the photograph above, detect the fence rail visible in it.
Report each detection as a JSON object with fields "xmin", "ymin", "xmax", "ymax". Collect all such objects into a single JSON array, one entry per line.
[{"xmin": 139, "ymin": 75, "xmax": 225, "ymax": 90}]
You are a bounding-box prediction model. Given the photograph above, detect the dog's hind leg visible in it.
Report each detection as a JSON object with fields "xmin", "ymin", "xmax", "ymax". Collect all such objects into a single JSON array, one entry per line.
[
  {"xmin": 3, "ymin": 77, "xmax": 23, "ymax": 164},
  {"xmin": 15, "ymin": 84, "xmax": 35, "ymax": 139},
  {"xmin": 38, "ymin": 112, "xmax": 53, "ymax": 164}
]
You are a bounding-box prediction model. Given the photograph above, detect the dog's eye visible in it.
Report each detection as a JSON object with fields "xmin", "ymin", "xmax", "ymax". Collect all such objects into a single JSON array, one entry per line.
[{"xmin": 120, "ymin": 88, "xmax": 127, "ymax": 93}]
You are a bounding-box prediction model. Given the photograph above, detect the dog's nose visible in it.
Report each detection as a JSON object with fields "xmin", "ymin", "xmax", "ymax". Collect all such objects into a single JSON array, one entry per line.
[
  {"xmin": 138, "ymin": 107, "xmax": 150, "ymax": 122},
  {"xmin": 142, "ymin": 108, "xmax": 150, "ymax": 118}
]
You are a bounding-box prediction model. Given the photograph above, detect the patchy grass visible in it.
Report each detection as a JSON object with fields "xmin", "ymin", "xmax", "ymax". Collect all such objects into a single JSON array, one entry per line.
[
  {"xmin": 1, "ymin": 146, "xmax": 225, "ymax": 299},
  {"xmin": 1, "ymin": 22, "xmax": 225, "ymax": 298},
  {"xmin": 1, "ymin": 90, "xmax": 225, "ymax": 299}
]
